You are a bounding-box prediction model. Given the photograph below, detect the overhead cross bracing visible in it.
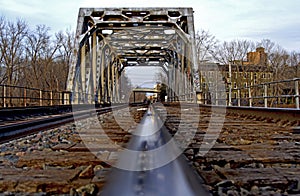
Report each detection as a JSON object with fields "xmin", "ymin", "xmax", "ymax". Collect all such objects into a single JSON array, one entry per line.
[{"xmin": 67, "ymin": 8, "xmax": 197, "ymax": 104}]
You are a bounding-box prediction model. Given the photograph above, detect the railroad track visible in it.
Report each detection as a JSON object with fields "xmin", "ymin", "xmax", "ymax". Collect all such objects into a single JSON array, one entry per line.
[
  {"xmin": 0, "ymin": 103, "xmax": 140, "ymax": 144},
  {"xmin": 0, "ymin": 104, "xmax": 148, "ymax": 195},
  {"xmin": 101, "ymin": 105, "xmax": 210, "ymax": 196},
  {"xmin": 0, "ymin": 102, "xmax": 299, "ymax": 195},
  {"xmin": 156, "ymin": 103, "xmax": 300, "ymax": 195}
]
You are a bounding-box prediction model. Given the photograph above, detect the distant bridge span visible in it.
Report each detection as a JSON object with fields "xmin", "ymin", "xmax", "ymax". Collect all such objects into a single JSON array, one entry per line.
[{"xmin": 67, "ymin": 7, "xmax": 197, "ymax": 104}]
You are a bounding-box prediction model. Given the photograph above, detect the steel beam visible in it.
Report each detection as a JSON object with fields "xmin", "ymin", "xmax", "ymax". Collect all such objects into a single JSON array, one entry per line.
[{"xmin": 67, "ymin": 8, "xmax": 196, "ymax": 104}]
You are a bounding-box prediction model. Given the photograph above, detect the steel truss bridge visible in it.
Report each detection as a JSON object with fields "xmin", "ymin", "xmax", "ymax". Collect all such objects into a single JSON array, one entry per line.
[{"xmin": 67, "ymin": 7, "xmax": 197, "ymax": 104}]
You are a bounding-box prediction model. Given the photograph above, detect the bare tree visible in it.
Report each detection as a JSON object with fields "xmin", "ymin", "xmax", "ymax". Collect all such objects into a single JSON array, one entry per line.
[
  {"xmin": 23, "ymin": 25, "xmax": 63, "ymax": 90},
  {"xmin": 267, "ymin": 45, "xmax": 290, "ymax": 105},
  {"xmin": 0, "ymin": 17, "xmax": 76, "ymax": 106},
  {"xmin": 0, "ymin": 17, "xmax": 28, "ymax": 106},
  {"xmin": 52, "ymin": 30, "xmax": 75, "ymax": 91},
  {"xmin": 287, "ymin": 51, "xmax": 300, "ymax": 78},
  {"xmin": 268, "ymin": 46, "xmax": 289, "ymax": 80},
  {"xmin": 209, "ymin": 39, "xmax": 256, "ymax": 91},
  {"xmin": 210, "ymin": 39, "xmax": 255, "ymax": 65},
  {"xmin": 0, "ymin": 18, "xmax": 4, "ymax": 84},
  {"xmin": 0, "ymin": 17, "xmax": 28, "ymax": 85},
  {"xmin": 56, "ymin": 30, "xmax": 74, "ymax": 67},
  {"xmin": 23, "ymin": 25, "xmax": 50, "ymax": 88},
  {"xmin": 195, "ymin": 29, "xmax": 217, "ymax": 63},
  {"xmin": 256, "ymin": 39, "xmax": 275, "ymax": 54}
]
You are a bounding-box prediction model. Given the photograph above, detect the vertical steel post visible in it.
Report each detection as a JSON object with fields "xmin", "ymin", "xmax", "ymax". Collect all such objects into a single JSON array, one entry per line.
[
  {"xmin": 50, "ymin": 91, "xmax": 53, "ymax": 106},
  {"xmin": 101, "ymin": 50, "xmax": 105, "ymax": 104},
  {"xmin": 228, "ymin": 86, "xmax": 232, "ymax": 106},
  {"xmin": 3, "ymin": 85, "xmax": 6, "ymax": 107},
  {"xmin": 248, "ymin": 87, "xmax": 252, "ymax": 107},
  {"xmin": 114, "ymin": 68, "xmax": 118, "ymax": 103},
  {"xmin": 92, "ymin": 33, "xmax": 97, "ymax": 104},
  {"xmin": 167, "ymin": 70, "xmax": 172, "ymax": 102},
  {"xmin": 23, "ymin": 88, "xmax": 27, "ymax": 107},
  {"xmin": 68, "ymin": 92, "xmax": 72, "ymax": 105},
  {"xmin": 176, "ymin": 68, "xmax": 180, "ymax": 101},
  {"xmin": 107, "ymin": 61, "xmax": 111, "ymax": 103},
  {"xmin": 81, "ymin": 44, "xmax": 86, "ymax": 103},
  {"xmin": 237, "ymin": 89, "xmax": 241, "ymax": 107},
  {"xmin": 264, "ymin": 84, "xmax": 268, "ymax": 108},
  {"xmin": 173, "ymin": 66, "xmax": 177, "ymax": 101},
  {"xmin": 181, "ymin": 44, "xmax": 185, "ymax": 101},
  {"xmin": 111, "ymin": 63, "xmax": 116, "ymax": 103},
  {"xmin": 183, "ymin": 69, "xmax": 186, "ymax": 101},
  {"xmin": 74, "ymin": 83, "xmax": 78, "ymax": 104},
  {"xmin": 295, "ymin": 79, "xmax": 299, "ymax": 109},
  {"xmin": 39, "ymin": 90, "xmax": 43, "ymax": 106},
  {"xmin": 215, "ymin": 90, "xmax": 219, "ymax": 106},
  {"xmin": 61, "ymin": 92, "xmax": 64, "ymax": 105},
  {"xmin": 215, "ymin": 71, "xmax": 219, "ymax": 106}
]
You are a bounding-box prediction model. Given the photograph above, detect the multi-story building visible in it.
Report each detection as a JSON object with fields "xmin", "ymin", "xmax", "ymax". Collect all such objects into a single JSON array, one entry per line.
[{"xmin": 197, "ymin": 47, "xmax": 274, "ymax": 105}]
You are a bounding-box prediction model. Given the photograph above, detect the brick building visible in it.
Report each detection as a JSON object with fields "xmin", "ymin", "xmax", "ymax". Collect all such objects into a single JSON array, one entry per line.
[{"xmin": 197, "ymin": 48, "xmax": 274, "ymax": 105}]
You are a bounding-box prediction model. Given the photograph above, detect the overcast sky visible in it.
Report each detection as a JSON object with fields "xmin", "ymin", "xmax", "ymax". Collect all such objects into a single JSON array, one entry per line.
[
  {"xmin": 1, "ymin": 0, "xmax": 299, "ymax": 85},
  {"xmin": 1, "ymin": 0, "xmax": 299, "ymax": 52}
]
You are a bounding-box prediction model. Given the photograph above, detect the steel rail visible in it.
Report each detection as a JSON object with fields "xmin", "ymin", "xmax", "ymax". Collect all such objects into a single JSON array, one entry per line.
[
  {"xmin": 101, "ymin": 105, "xmax": 210, "ymax": 196},
  {"xmin": 167, "ymin": 102, "xmax": 300, "ymax": 122},
  {"xmin": 0, "ymin": 104, "xmax": 133, "ymax": 144}
]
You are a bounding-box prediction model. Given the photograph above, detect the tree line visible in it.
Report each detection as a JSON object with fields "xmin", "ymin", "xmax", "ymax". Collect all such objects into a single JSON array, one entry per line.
[
  {"xmin": 1, "ymin": 16, "xmax": 299, "ymax": 99},
  {"xmin": 0, "ymin": 17, "xmax": 73, "ymax": 92},
  {"xmin": 196, "ymin": 29, "xmax": 300, "ymax": 81}
]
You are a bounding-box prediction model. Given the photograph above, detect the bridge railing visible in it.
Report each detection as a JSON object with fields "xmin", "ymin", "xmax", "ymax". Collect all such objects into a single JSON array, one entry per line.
[
  {"xmin": 198, "ymin": 78, "xmax": 300, "ymax": 109},
  {"xmin": 0, "ymin": 84, "xmax": 72, "ymax": 108},
  {"xmin": 168, "ymin": 92, "xmax": 195, "ymax": 102}
]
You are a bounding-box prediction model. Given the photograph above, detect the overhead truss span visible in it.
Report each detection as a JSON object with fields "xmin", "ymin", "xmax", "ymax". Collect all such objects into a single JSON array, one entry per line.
[{"xmin": 67, "ymin": 7, "xmax": 197, "ymax": 104}]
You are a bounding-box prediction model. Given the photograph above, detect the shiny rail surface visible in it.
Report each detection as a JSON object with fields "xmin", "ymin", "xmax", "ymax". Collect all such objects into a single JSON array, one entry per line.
[{"xmin": 101, "ymin": 106, "xmax": 210, "ymax": 196}]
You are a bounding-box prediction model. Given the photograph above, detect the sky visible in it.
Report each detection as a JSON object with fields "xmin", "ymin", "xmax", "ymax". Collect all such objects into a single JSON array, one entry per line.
[{"xmin": 0, "ymin": 0, "xmax": 300, "ymax": 85}]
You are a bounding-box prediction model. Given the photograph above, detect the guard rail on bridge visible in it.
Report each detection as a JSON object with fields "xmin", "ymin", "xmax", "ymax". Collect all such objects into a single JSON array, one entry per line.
[
  {"xmin": 198, "ymin": 78, "xmax": 300, "ymax": 109},
  {"xmin": 0, "ymin": 84, "xmax": 72, "ymax": 107}
]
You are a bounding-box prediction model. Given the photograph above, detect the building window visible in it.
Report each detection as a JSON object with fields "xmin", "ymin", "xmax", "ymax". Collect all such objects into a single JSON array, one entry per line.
[
  {"xmin": 262, "ymin": 73, "xmax": 266, "ymax": 79},
  {"xmin": 244, "ymin": 82, "xmax": 248, "ymax": 88},
  {"xmin": 234, "ymin": 82, "xmax": 237, "ymax": 89}
]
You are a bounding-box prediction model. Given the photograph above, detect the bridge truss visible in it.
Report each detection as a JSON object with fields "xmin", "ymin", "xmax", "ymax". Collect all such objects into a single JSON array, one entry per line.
[{"xmin": 67, "ymin": 8, "xmax": 197, "ymax": 104}]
